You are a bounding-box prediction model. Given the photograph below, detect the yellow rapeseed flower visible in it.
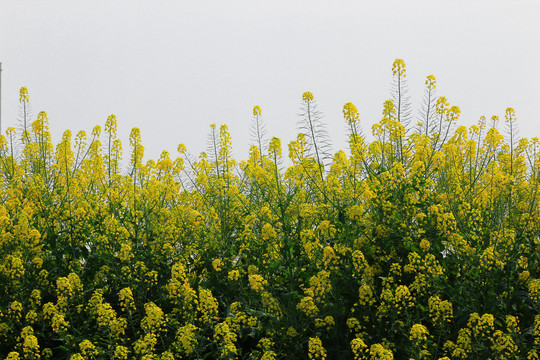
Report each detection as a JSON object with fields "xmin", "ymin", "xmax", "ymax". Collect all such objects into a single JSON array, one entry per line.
[
  {"xmin": 343, "ymin": 102, "xmax": 360, "ymax": 126},
  {"xmin": 297, "ymin": 296, "xmax": 319, "ymax": 317},
  {"xmin": 228, "ymin": 269, "xmax": 240, "ymax": 281},
  {"xmin": 212, "ymin": 258, "xmax": 223, "ymax": 272},
  {"xmin": 113, "ymin": 345, "xmax": 130, "ymax": 360},
  {"xmin": 141, "ymin": 302, "xmax": 165, "ymax": 333},
  {"xmin": 249, "ymin": 274, "xmax": 267, "ymax": 292},
  {"xmin": 425, "ymin": 75, "xmax": 436, "ymax": 89},
  {"xmin": 308, "ymin": 336, "xmax": 327, "ymax": 360},
  {"xmin": 370, "ymin": 343, "xmax": 394, "ymax": 360},
  {"xmin": 197, "ymin": 287, "xmax": 219, "ymax": 324},
  {"xmin": 350, "ymin": 338, "xmax": 368, "ymax": 360},
  {"xmin": 392, "ymin": 58, "xmax": 406, "ymax": 77},
  {"xmin": 410, "ymin": 323, "xmax": 429, "ymax": 345},
  {"xmin": 286, "ymin": 326, "xmax": 298, "ymax": 337},
  {"xmin": 253, "ymin": 105, "xmax": 262, "ymax": 116},
  {"xmin": 5, "ymin": 352, "xmax": 20, "ymax": 360},
  {"xmin": 175, "ymin": 323, "xmax": 199, "ymax": 355},
  {"xmin": 19, "ymin": 87, "xmax": 29, "ymax": 103},
  {"xmin": 303, "ymin": 91, "xmax": 314, "ymax": 102}
]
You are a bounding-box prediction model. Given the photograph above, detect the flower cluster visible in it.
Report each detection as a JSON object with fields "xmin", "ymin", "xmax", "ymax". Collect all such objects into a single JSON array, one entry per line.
[{"xmin": 308, "ymin": 336, "xmax": 327, "ymax": 360}]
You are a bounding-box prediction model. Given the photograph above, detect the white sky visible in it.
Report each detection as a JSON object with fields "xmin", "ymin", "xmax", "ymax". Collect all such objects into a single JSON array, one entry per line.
[{"xmin": 1, "ymin": 0, "xmax": 539, "ymax": 164}]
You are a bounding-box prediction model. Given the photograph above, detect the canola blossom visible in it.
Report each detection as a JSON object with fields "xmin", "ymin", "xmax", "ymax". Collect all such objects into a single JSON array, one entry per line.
[{"xmin": 1, "ymin": 60, "xmax": 540, "ymax": 359}]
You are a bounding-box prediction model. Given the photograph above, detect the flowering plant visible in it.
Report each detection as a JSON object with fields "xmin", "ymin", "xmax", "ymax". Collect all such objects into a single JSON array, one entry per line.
[{"xmin": 0, "ymin": 60, "xmax": 539, "ymax": 359}]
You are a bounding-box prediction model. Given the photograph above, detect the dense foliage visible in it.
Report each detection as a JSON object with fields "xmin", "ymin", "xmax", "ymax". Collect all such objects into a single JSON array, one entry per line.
[{"xmin": 1, "ymin": 60, "xmax": 540, "ymax": 359}]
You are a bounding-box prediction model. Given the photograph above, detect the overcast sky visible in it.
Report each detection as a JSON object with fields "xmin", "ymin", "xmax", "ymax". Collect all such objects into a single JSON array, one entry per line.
[{"xmin": 1, "ymin": 0, "xmax": 539, "ymax": 164}]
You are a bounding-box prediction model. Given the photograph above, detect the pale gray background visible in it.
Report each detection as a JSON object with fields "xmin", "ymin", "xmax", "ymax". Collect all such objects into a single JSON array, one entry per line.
[{"xmin": 1, "ymin": 0, "xmax": 539, "ymax": 165}]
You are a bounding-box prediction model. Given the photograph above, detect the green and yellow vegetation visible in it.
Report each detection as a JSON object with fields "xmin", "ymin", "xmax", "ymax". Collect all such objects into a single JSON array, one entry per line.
[{"xmin": 1, "ymin": 59, "xmax": 540, "ymax": 359}]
